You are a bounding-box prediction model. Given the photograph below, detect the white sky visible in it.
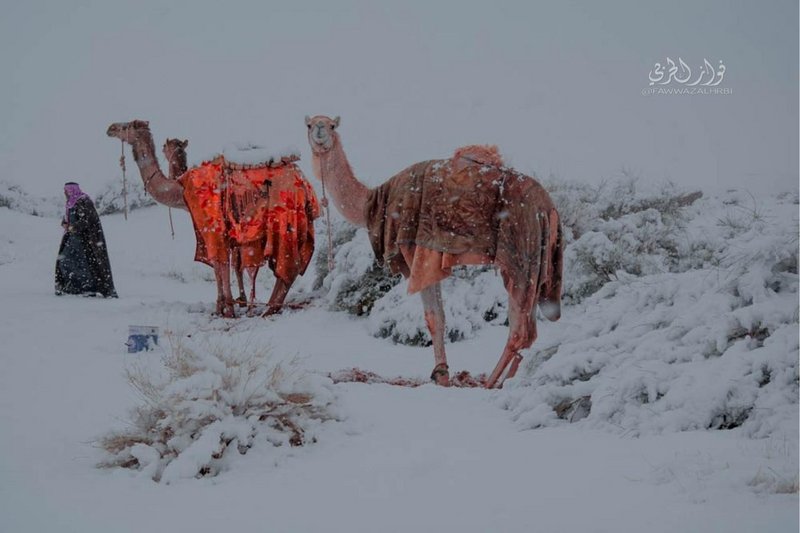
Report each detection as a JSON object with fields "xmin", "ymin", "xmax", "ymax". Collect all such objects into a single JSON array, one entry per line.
[{"xmin": 0, "ymin": 0, "xmax": 797, "ymax": 196}]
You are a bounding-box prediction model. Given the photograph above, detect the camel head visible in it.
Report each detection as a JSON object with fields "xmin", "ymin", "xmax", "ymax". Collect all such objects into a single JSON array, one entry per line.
[
  {"xmin": 163, "ymin": 138, "xmax": 189, "ymax": 173},
  {"xmin": 305, "ymin": 115, "xmax": 340, "ymax": 155},
  {"xmin": 106, "ymin": 119, "xmax": 151, "ymax": 144}
]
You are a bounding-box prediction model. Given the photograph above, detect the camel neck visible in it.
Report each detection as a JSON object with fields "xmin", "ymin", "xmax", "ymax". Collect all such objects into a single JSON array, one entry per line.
[
  {"xmin": 128, "ymin": 132, "xmax": 186, "ymax": 210},
  {"xmin": 129, "ymin": 134, "xmax": 162, "ymax": 180},
  {"xmin": 314, "ymin": 140, "xmax": 370, "ymax": 227},
  {"xmin": 168, "ymin": 157, "xmax": 187, "ymax": 180}
]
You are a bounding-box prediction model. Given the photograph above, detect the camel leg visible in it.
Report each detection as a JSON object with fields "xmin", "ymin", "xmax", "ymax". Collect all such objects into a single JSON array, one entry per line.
[
  {"xmin": 232, "ymin": 251, "xmax": 247, "ymax": 307},
  {"xmin": 261, "ymin": 277, "xmax": 291, "ymax": 317},
  {"xmin": 212, "ymin": 264, "xmax": 225, "ymax": 316},
  {"xmin": 220, "ymin": 261, "xmax": 236, "ymax": 318},
  {"xmin": 214, "ymin": 261, "xmax": 236, "ymax": 318},
  {"xmin": 246, "ymin": 266, "xmax": 259, "ymax": 315},
  {"xmin": 485, "ymin": 289, "xmax": 535, "ymax": 389},
  {"xmin": 421, "ymin": 283, "xmax": 449, "ymax": 386}
]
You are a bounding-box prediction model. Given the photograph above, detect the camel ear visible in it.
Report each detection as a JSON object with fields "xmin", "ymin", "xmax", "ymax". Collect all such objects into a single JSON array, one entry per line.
[
  {"xmin": 305, "ymin": 115, "xmax": 312, "ymax": 126},
  {"xmin": 333, "ymin": 116, "xmax": 340, "ymax": 128},
  {"xmin": 181, "ymin": 139, "xmax": 189, "ymax": 148}
]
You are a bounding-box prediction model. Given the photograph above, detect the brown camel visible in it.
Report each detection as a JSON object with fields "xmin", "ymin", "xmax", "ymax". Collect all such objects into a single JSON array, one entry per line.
[
  {"xmin": 108, "ymin": 120, "xmax": 319, "ymax": 318},
  {"xmin": 163, "ymin": 138, "xmax": 259, "ymax": 309},
  {"xmin": 305, "ymin": 115, "xmax": 563, "ymax": 388}
]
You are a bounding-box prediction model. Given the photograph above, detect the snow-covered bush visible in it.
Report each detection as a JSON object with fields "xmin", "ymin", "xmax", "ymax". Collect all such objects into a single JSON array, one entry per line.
[
  {"xmin": 500, "ymin": 191, "xmax": 798, "ymax": 439},
  {"xmin": 98, "ymin": 333, "xmax": 337, "ymax": 483},
  {"xmin": 367, "ymin": 267, "xmax": 508, "ymax": 346},
  {"xmin": 94, "ymin": 178, "xmax": 156, "ymax": 216},
  {"xmin": 0, "ymin": 180, "xmax": 61, "ymax": 218},
  {"xmin": 544, "ymin": 176, "xmax": 702, "ymax": 303},
  {"xmin": 0, "ymin": 178, "xmax": 157, "ymax": 218},
  {"xmin": 545, "ymin": 175, "xmax": 701, "ymax": 239},
  {"xmin": 313, "ymin": 220, "xmax": 402, "ymax": 315},
  {"xmin": 564, "ymin": 207, "xmax": 683, "ymax": 301}
]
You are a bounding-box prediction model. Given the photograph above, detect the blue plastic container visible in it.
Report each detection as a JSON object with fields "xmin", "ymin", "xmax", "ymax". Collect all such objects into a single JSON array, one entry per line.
[{"xmin": 126, "ymin": 325, "xmax": 159, "ymax": 353}]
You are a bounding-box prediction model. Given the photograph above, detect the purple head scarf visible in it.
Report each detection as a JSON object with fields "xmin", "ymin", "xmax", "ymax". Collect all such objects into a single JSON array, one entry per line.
[
  {"xmin": 64, "ymin": 182, "xmax": 89, "ymax": 220},
  {"xmin": 65, "ymin": 182, "xmax": 88, "ymax": 208}
]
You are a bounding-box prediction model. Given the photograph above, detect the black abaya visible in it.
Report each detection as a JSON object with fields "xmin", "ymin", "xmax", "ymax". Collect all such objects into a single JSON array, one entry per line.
[{"xmin": 55, "ymin": 197, "xmax": 117, "ymax": 297}]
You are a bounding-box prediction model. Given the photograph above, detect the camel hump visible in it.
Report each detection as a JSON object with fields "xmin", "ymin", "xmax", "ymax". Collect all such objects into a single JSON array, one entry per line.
[{"xmin": 452, "ymin": 144, "xmax": 503, "ymax": 167}]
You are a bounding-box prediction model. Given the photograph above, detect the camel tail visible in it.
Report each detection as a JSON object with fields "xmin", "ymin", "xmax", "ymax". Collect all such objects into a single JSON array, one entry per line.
[{"xmin": 537, "ymin": 208, "xmax": 563, "ymax": 322}]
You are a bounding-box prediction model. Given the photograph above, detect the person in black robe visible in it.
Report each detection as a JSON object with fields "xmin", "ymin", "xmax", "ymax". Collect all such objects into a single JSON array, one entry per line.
[{"xmin": 55, "ymin": 182, "xmax": 118, "ymax": 297}]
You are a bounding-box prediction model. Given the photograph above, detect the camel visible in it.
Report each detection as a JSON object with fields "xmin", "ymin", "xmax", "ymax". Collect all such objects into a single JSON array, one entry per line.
[
  {"xmin": 163, "ymin": 138, "xmax": 259, "ymax": 309},
  {"xmin": 305, "ymin": 115, "xmax": 563, "ymax": 389},
  {"xmin": 108, "ymin": 120, "xmax": 319, "ymax": 318}
]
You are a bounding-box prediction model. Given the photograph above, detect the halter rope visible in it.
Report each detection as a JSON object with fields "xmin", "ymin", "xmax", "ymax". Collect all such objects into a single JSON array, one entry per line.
[
  {"xmin": 164, "ymin": 147, "xmax": 178, "ymax": 240},
  {"xmin": 120, "ymin": 128, "xmax": 176, "ymax": 238},
  {"xmin": 119, "ymin": 138, "xmax": 129, "ymax": 220},
  {"xmin": 319, "ymin": 163, "xmax": 335, "ymax": 273}
]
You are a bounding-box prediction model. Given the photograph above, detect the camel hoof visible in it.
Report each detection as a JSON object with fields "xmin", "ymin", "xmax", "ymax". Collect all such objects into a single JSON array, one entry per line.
[
  {"xmin": 484, "ymin": 352, "xmax": 523, "ymax": 389},
  {"xmin": 261, "ymin": 305, "xmax": 280, "ymax": 318},
  {"xmin": 217, "ymin": 300, "xmax": 236, "ymax": 318},
  {"xmin": 430, "ymin": 364, "xmax": 450, "ymax": 387}
]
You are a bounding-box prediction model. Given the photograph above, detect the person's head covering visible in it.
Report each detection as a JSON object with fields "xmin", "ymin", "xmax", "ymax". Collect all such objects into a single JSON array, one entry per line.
[
  {"xmin": 64, "ymin": 182, "xmax": 90, "ymax": 223},
  {"xmin": 64, "ymin": 182, "xmax": 88, "ymax": 211}
]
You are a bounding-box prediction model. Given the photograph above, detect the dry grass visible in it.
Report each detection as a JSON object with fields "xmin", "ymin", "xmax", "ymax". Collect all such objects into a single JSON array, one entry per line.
[{"xmin": 97, "ymin": 333, "xmax": 335, "ymax": 482}]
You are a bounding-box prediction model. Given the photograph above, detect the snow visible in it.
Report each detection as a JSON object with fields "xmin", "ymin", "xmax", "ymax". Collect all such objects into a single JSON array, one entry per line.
[
  {"xmin": 0, "ymin": 180, "xmax": 797, "ymax": 532},
  {"xmin": 191, "ymin": 143, "xmax": 301, "ymax": 168},
  {"xmin": 0, "ymin": 2, "xmax": 795, "ymax": 528}
]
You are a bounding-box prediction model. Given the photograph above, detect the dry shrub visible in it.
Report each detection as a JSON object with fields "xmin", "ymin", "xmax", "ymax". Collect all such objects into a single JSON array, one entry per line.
[{"xmin": 97, "ymin": 333, "xmax": 336, "ymax": 483}]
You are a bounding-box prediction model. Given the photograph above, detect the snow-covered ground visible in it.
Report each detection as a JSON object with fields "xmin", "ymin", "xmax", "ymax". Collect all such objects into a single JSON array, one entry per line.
[{"xmin": 0, "ymin": 186, "xmax": 797, "ymax": 532}]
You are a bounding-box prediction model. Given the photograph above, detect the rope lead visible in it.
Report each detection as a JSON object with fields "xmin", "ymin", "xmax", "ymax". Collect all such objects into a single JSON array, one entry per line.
[
  {"xmin": 320, "ymin": 166, "xmax": 335, "ymax": 273},
  {"xmin": 120, "ymin": 139, "xmax": 129, "ymax": 220}
]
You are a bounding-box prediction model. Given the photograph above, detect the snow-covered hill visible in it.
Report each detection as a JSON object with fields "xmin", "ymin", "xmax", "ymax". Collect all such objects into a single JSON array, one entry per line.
[{"xmin": 0, "ymin": 180, "xmax": 797, "ymax": 532}]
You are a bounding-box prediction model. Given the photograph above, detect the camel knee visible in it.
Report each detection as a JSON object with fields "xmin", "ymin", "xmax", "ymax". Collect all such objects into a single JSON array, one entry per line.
[{"xmin": 509, "ymin": 320, "xmax": 537, "ymax": 351}]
